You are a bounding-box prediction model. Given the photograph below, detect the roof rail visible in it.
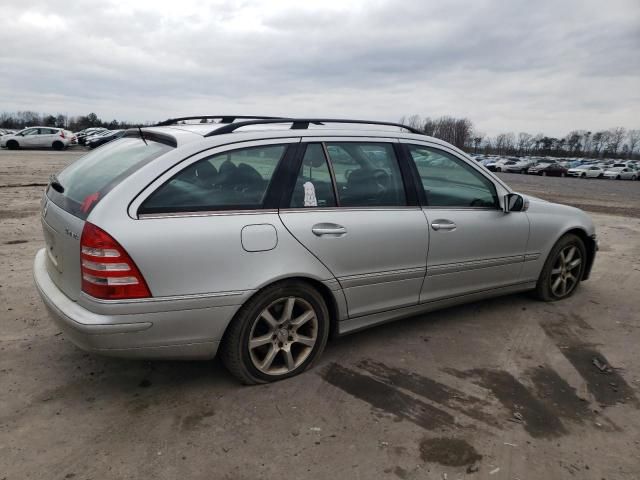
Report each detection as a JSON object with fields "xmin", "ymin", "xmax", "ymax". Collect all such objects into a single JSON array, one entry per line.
[
  {"xmin": 155, "ymin": 115, "xmax": 286, "ymax": 127},
  {"xmin": 203, "ymin": 118, "xmax": 423, "ymax": 137}
]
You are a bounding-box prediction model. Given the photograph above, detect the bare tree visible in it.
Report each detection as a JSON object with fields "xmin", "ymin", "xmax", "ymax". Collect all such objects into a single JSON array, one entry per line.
[
  {"xmin": 517, "ymin": 132, "xmax": 533, "ymax": 155},
  {"xmin": 627, "ymin": 129, "xmax": 640, "ymax": 158},
  {"xmin": 606, "ymin": 127, "xmax": 626, "ymax": 156}
]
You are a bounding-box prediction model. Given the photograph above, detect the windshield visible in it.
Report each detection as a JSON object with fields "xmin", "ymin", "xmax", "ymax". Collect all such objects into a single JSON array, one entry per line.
[{"xmin": 47, "ymin": 137, "xmax": 173, "ymax": 219}]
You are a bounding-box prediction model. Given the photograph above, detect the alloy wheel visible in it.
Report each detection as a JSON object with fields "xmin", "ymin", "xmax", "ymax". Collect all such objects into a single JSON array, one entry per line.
[
  {"xmin": 248, "ymin": 296, "xmax": 318, "ymax": 376},
  {"xmin": 550, "ymin": 245, "xmax": 583, "ymax": 298}
]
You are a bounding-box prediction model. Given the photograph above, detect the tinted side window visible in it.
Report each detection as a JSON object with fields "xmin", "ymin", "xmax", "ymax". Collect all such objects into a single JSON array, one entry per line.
[
  {"xmin": 289, "ymin": 144, "xmax": 336, "ymax": 208},
  {"xmin": 325, "ymin": 142, "xmax": 406, "ymax": 207},
  {"xmin": 140, "ymin": 144, "xmax": 287, "ymax": 214},
  {"xmin": 408, "ymin": 145, "xmax": 498, "ymax": 208}
]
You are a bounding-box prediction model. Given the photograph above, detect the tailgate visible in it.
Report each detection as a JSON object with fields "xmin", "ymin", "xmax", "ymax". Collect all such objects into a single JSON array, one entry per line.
[{"xmin": 41, "ymin": 197, "xmax": 85, "ymax": 301}]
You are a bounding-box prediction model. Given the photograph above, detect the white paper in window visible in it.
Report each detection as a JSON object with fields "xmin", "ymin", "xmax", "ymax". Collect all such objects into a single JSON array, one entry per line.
[{"xmin": 303, "ymin": 181, "xmax": 318, "ymax": 207}]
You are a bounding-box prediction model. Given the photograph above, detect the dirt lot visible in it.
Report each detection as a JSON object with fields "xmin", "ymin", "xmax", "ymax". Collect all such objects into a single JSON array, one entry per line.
[{"xmin": 1, "ymin": 149, "xmax": 639, "ymax": 480}]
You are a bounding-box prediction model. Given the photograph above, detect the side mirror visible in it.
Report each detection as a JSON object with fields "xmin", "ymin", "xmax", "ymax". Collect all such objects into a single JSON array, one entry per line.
[{"xmin": 503, "ymin": 193, "xmax": 526, "ymax": 213}]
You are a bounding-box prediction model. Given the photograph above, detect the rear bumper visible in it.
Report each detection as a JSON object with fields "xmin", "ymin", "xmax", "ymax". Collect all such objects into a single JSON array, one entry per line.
[{"xmin": 33, "ymin": 249, "xmax": 239, "ymax": 359}]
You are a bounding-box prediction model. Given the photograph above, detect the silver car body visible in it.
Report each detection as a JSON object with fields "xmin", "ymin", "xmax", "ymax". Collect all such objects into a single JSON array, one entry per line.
[
  {"xmin": 603, "ymin": 167, "xmax": 637, "ymax": 180},
  {"xmin": 568, "ymin": 165, "xmax": 604, "ymax": 178},
  {"xmin": 34, "ymin": 123, "xmax": 597, "ymax": 360}
]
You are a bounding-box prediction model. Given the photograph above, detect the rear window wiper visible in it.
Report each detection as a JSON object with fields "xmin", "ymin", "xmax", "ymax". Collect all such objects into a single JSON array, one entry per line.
[{"xmin": 49, "ymin": 174, "xmax": 65, "ymax": 193}]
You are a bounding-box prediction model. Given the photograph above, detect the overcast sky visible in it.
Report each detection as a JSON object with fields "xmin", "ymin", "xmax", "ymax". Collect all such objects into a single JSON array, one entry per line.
[{"xmin": 0, "ymin": 0, "xmax": 638, "ymax": 135}]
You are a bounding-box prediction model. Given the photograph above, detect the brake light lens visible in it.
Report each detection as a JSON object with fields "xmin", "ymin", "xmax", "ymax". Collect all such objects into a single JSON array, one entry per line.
[
  {"xmin": 60, "ymin": 130, "xmax": 65, "ymax": 138},
  {"xmin": 80, "ymin": 222, "xmax": 151, "ymax": 299}
]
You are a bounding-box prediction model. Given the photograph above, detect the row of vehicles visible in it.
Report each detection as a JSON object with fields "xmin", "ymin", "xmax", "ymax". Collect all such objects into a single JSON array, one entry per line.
[
  {"xmin": 471, "ymin": 155, "xmax": 640, "ymax": 181},
  {"xmin": 0, "ymin": 126, "xmax": 125, "ymax": 150}
]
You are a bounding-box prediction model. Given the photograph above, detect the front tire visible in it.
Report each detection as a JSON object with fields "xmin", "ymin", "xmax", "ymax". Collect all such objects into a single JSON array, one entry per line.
[
  {"xmin": 6, "ymin": 140, "xmax": 18, "ymax": 150},
  {"xmin": 220, "ymin": 281, "xmax": 330, "ymax": 384},
  {"xmin": 534, "ymin": 234, "xmax": 586, "ymax": 301}
]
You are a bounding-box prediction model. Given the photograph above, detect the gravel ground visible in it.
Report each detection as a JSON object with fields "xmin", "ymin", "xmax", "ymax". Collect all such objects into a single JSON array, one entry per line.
[{"xmin": 1, "ymin": 149, "xmax": 639, "ymax": 480}]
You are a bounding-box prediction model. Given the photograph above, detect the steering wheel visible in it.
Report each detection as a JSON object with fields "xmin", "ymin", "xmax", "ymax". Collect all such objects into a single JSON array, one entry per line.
[{"xmin": 371, "ymin": 169, "xmax": 390, "ymax": 189}]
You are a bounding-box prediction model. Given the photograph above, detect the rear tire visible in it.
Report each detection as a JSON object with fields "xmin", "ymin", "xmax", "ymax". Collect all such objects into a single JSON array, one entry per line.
[
  {"xmin": 534, "ymin": 234, "xmax": 586, "ymax": 302},
  {"xmin": 6, "ymin": 140, "xmax": 18, "ymax": 150},
  {"xmin": 220, "ymin": 280, "xmax": 330, "ymax": 384},
  {"xmin": 52, "ymin": 141, "xmax": 64, "ymax": 151}
]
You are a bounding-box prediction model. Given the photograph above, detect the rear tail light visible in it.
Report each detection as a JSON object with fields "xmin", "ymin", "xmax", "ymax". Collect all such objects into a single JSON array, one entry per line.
[
  {"xmin": 80, "ymin": 222, "xmax": 151, "ymax": 299},
  {"xmin": 60, "ymin": 131, "xmax": 65, "ymax": 138}
]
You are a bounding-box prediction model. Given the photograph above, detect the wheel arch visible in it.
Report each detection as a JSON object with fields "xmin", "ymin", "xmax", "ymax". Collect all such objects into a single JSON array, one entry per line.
[
  {"xmin": 558, "ymin": 227, "xmax": 597, "ymax": 281},
  {"xmin": 226, "ymin": 276, "xmax": 346, "ymax": 341}
]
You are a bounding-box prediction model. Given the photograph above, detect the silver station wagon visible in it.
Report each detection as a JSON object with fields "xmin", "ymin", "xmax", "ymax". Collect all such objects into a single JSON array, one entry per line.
[{"xmin": 34, "ymin": 116, "xmax": 597, "ymax": 383}]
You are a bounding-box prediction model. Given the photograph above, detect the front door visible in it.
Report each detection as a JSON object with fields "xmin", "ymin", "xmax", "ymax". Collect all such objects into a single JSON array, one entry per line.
[
  {"xmin": 279, "ymin": 140, "xmax": 428, "ymax": 318},
  {"xmin": 402, "ymin": 142, "xmax": 530, "ymax": 302}
]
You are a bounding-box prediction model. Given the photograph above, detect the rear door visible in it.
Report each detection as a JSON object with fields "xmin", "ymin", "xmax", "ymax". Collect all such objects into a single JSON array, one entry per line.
[
  {"xmin": 39, "ymin": 128, "xmax": 58, "ymax": 147},
  {"xmin": 401, "ymin": 141, "xmax": 530, "ymax": 302},
  {"xmin": 279, "ymin": 138, "xmax": 428, "ymax": 318}
]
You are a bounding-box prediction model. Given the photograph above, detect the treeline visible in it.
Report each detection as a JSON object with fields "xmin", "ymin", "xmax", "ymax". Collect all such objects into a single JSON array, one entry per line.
[
  {"xmin": 401, "ymin": 114, "xmax": 640, "ymax": 160},
  {"xmin": 0, "ymin": 111, "xmax": 154, "ymax": 131}
]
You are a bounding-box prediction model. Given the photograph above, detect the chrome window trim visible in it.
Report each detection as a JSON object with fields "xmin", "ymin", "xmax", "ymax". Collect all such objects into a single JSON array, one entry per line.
[
  {"xmin": 139, "ymin": 209, "xmax": 279, "ymax": 220},
  {"xmin": 421, "ymin": 206, "xmax": 498, "ymax": 211},
  {"xmin": 278, "ymin": 206, "xmax": 422, "ymax": 213}
]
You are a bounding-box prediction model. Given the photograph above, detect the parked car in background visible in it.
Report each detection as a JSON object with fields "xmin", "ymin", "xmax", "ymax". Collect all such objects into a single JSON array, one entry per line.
[
  {"xmin": 567, "ymin": 165, "xmax": 604, "ymax": 178},
  {"xmin": 603, "ymin": 167, "xmax": 637, "ymax": 180},
  {"xmin": 0, "ymin": 127, "xmax": 71, "ymax": 150},
  {"xmin": 87, "ymin": 129, "xmax": 125, "ymax": 149},
  {"xmin": 485, "ymin": 158, "xmax": 510, "ymax": 172},
  {"xmin": 527, "ymin": 162, "xmax": 568, "ymax": 177},
  {"xmin": 33, "ymin": 116, "xmax": 597, "ymax": 384},
  {"xmin": 504, "ymin": 159, "xmax": 534, "ymax": 174},
  {"xmin": 77, "ymin": 128, "xmax": 108, "ymax": 145}
]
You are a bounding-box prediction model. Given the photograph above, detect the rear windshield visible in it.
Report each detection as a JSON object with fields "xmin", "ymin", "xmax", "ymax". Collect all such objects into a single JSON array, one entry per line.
[{"xmin": 47, "ymin": 138, "xmax": 172, "ymax": 219}]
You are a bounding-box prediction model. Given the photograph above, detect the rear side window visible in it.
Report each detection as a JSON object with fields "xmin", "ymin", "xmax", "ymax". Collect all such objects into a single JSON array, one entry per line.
[
  {"xmin": 48, "ymin": 138, "xmax": 172, "ymax": 219},
  {"xmin": 139, "ymin": 144, "xmax": 287, "ymax": 214},
  {"xmin": 324, "ymin": 142, "xmax": 406, "ymax": 207},
  {"xmin": 408, "ymin": 145, "xmax": 498, "ymax": 208},
  {"xmin": 289, "ymin": 144, "xmax": 337, "ymax": 208}
]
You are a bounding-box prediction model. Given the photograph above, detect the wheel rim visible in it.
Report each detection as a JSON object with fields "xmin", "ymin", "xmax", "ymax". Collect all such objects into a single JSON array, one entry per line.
[
  {"xmin": 248, "ymin": 296, "xmax": 318, "ymax": 376},
  {"xmin": 550, "ymin": 245, "xmax": 582, "ymax": 297}
]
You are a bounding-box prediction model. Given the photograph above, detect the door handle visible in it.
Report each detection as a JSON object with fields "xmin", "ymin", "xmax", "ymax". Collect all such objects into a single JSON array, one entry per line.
[
  {"xmin": 431, "ymin": 220, "xmax": 456, "ymax": 231},
  {"xmin": 312, "ymin": 223, "xmax": 347, "ymax": 236}
]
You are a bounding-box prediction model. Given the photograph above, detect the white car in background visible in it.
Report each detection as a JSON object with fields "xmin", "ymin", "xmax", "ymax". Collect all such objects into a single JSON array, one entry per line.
[
  {"xmin": 603, "ymin": 167, "xmax": 637, "ymax": 180},
  {"xmin": 504, "ymin": 159, "xmax": 534, "ymax": 174},
  {"xmin": 0, "ymin": 127, "xmax": 72, "ymax": 150},
  {"xmin": 485, "ymin": 158, "xmax": 510, "ymax": 172},
  {"xmin": 567, "ymin": 165, "xmax": 604, "ymax": 178}
]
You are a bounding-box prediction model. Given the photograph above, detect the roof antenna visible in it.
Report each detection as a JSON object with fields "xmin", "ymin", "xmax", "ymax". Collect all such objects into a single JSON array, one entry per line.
[{"xmin": 138, "ymin": 126, "xmax": 148, "ymax": 145}]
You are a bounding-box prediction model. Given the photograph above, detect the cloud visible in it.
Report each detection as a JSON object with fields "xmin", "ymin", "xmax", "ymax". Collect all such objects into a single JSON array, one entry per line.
[{"xmin": 0, "ymin": 0, "xmax": 638, "ymax": 135}]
